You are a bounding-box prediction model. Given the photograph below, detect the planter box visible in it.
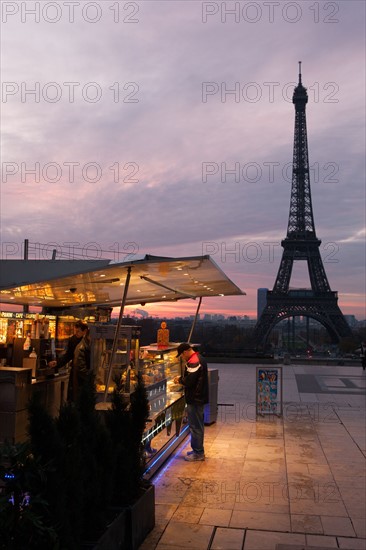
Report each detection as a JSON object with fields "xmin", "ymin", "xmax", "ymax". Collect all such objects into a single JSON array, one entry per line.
[
  {"xmin": 95, "ymin": 483, "xmax": 155, "ymax": 550},
  {"xmin": 128, "ymin": 483, "xmax": 155, "ymax": 549}
]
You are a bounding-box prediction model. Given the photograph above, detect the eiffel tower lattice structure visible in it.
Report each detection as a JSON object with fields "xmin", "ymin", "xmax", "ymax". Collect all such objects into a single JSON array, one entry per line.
[{"xmin": 253, "ymin": 63, "xmax": 352, "ymax": 347}]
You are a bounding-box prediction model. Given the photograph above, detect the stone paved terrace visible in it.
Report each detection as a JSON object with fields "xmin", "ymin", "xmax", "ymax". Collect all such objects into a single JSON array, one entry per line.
[{"xmin": 140, "ymin": 363, "xmax": 366, "ymax": 550}]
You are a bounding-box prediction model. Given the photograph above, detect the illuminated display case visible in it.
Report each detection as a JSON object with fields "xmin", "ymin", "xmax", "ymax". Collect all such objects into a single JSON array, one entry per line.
[
  {"xmin": 92, "ymin": 335, "xmax": 187, "ymax": 477},
  {"xmin": 0, "ymin": 312, "xmax": 56, "ymax": 346},
  {"xmin": 89, "ymin": 324, "xmax": 140, "ymax": 398},
  {"xmin": 0, "ymin": 312, "xmax": 57, "ymax": 370},
  {"xmin": 139, "ymin": 344, "xmax": 186, "ymax": 478},
  {"xmin": 140, "ymin": 345, "xmax": 183, "ymax": 397}
]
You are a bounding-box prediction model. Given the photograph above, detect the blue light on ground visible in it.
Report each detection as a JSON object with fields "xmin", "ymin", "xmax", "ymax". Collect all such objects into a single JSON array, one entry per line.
[{"xmin": 144, "ymin": 425, "xmax": 190, "ymax": 479}]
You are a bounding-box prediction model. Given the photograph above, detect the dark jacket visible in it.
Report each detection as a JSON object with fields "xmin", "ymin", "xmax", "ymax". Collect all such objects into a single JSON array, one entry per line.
[
  {"xmin": 57, "ymin": 335, "xmax": 82, "ymax": 369},
  {"xmin": 179, "ymin": 353, "xmax": 209, "ymax": 405},
  {"xmin": 74, "ymin": 336, "xmax": 91, "ymax": 381}
]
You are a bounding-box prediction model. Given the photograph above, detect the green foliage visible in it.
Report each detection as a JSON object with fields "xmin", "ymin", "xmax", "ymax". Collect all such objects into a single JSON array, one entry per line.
[
  {"xmin": 1, "ymin": 370, "xmax": 150, "ymax": 548},
  {"xmin": 105, "ymin": 375, "xmax": 134, "ymax": 506},
  {"xmin": 32, "ymin": 374, "xmax": 114, "ymax": 547},
  {"xmin": 77, "ymin": 374, "xmax": 114, "ymax": 537},
  {"xmin": 55, "ymin": 401, "xmax": 84, "ymax": 549},
  {"xmin": 106, "ymin": 372, "xmax": 149, "ymax": 506},
  {"xmin": 0, "ymin": 441, "xmax": 59, "ymax": 550},
  {"xmin": 27, "ymin": 390, "xmax": 83, "ymax": 549},
  {"xmin": 130, "ymin": 372, "xmax": 150, "ymax": 481},
  {"xmin": 27, "ymin": 393, "xmax": 64, "ymax": 534}
]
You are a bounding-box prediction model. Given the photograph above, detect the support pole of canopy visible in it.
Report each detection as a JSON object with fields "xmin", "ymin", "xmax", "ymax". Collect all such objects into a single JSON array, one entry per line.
[
  {"xmin": 23, "ymin": 239, "xmax": 29, "ymax": 314},
  {"xmin": 187, "ymin": 297, "xmax": 202, "ymax": 343},
  {"xmin": 103, "ymin": 266, "xmax": 132, "ymax": 402}
]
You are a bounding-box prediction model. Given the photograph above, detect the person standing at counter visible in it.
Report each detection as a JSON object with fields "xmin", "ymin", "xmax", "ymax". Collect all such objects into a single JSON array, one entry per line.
[
  {"xmin": 174, "ymin": 343, "xmax": 209, "ymax": 462},
  {"xmin": 48, "ymin": 320, "xmax": 88, "ymax": 400},
  {"xmin": 73, "ymin": 327, "xmax": 91, "ymax": 400}
]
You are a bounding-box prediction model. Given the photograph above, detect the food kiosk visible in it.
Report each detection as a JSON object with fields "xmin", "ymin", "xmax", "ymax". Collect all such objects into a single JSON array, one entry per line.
[{"xmin": 0, "ymin": 255, "xmax": 245, "ymax": 473}]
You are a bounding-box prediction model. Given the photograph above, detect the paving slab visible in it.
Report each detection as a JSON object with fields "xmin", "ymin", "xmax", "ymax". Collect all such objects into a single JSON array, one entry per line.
[
  {"xmin": 210, "ymin": 526, "xmax": 244, "ymax": 549},
  {"xmin": 156, "ymin": 521, "xmax": 214, "ymax": 548},
  {"xmin": 305, "ymin": 534, "xmax": 338, "ymax": 547}
]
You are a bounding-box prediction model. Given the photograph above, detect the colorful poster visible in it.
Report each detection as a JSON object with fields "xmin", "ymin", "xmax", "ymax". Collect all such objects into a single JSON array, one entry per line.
[{"xmin": 256, "ymin": 368, "xmax": 282, "ymax": 415}]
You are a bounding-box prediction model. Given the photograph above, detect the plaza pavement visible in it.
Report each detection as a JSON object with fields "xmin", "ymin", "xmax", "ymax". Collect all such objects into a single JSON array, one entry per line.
[{"xmin": 140, "ymin": 362, "xmax": 366, "ymax": 550}]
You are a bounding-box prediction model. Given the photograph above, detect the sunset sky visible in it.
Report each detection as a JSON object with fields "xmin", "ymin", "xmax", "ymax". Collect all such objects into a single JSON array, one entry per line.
[{"xmin": 1, "ymin": 1, "xmax": 365, "ymax": 320}]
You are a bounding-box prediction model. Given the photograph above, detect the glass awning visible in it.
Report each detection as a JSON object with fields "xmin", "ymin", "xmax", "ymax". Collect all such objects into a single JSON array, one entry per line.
[{"xmin": 0, "ymin": 255, "xmax": 245, "ymax": 308}]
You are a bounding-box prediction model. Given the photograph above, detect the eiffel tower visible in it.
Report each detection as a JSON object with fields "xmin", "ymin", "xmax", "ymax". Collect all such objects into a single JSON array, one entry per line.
[{"xmin": 253, "ymin": 63, "xmax": 352, "ymax": 347}]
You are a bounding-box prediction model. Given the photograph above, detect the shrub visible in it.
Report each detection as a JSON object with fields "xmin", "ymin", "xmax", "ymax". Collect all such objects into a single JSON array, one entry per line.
[
  {"xmin": 105, "ymin": 372, "xmax": 149, "ymax": 507},
  {"xmin": 19, "ymin": 371, "xmax": 150, "ymax": 546},
  {"xmin": 0, "ymin": 441, "xmax": 58, "ymax": 550}
]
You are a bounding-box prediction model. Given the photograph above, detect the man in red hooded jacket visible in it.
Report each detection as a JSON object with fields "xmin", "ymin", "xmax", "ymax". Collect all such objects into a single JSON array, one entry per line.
[{"xmin": 174, "ymin": 343, "xmax": 209, "ymax": 461}]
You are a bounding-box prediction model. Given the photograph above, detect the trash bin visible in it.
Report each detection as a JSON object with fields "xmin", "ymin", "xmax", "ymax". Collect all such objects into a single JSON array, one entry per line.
[{"xmin": 204, "ymin": 368, "xmax": 219, "ymax": 425}]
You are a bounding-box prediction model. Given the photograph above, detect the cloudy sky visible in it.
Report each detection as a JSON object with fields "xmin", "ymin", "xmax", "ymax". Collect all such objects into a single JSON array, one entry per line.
[{"xmin": 1, "ymin": 0, "xmax": 365, "ymax": 320}]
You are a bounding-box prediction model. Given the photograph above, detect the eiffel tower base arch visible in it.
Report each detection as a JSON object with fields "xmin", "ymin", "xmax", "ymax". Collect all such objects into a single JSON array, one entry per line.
[{"xmin": 253, "ymin": 291, "xmax": 353, "ymax": 348}]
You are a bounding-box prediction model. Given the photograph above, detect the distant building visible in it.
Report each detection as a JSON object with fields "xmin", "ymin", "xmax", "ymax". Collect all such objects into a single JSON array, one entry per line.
[
  {"xmin": 211, "ymin": 314, "xmax": 225, "ymax": 321},
  {"xmin": 188, "ymin": 314, "xmax": 200, "ymax": 321},
  {"xmin": 257, "ymin": 288, "xmax": 268, "ymax": 320},
  {"xmin": 344, "ymin": 315, "xmax": 357, "ymax": 327}
]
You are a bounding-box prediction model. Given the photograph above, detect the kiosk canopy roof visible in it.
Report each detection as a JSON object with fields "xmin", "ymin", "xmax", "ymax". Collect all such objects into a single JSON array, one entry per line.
[{"xmin": 0, "ymin": 255, "xmax": 245, "ymax": 308}]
